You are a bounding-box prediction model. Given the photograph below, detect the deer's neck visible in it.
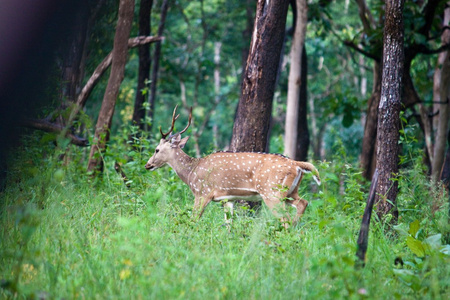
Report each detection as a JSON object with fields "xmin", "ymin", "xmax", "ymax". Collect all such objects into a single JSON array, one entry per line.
[{"xmin": 167, "ymin": 149, "xmax": 199, "ymax": 184}]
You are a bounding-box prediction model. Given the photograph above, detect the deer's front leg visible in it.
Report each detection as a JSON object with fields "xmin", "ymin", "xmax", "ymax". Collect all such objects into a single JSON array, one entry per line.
[
  {"xmin": 192, "ymin": 196, "xmax": 212, "ymax": 219},
  {"xmin": 223, "ymin": 201, "xmax": 234, "ymax": 225}
]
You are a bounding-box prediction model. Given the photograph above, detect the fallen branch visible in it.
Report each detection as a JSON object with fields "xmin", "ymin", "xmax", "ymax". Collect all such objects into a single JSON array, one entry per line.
[
  {"xmin": 68, "ymin": 35, "xmax": 164, "ymax": 124},
  {"xmin": 20, "ymin": 119, "xmax": 88, "ymax": 146}
]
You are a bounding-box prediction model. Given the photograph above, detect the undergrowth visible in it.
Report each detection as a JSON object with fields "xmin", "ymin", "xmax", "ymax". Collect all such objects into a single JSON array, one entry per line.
[{"xmin": 0, "ymin": 129, "xmax": 449, "ymax": 299}]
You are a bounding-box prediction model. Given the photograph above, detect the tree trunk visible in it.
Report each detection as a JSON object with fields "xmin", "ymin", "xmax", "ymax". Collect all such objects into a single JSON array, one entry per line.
[
  {"xmin": 375, "ymin": 0, "xmax": 405, "ymax": 220},
  {"xmin": 60, "ymin": 3, "xmax": 90, "ymax": 105},
  {"xmin": 132, "ymin": 0, "xmax": 153, "ymax": 129},
  {"xmin": 295, "ymin": 46, "xmax": 309, "ymax": 161},
  {"xmin": 230, "ymin": 0, "xmax": 289, "ymax": 152},
  {"xmin": 432, "ymin": 51, "xmax": 450, "ymax": 181},
  {"xmin": 67, "ymin": 36, "xmax": 162, "ymax": 127},
  {"xmin": 361, "ymin": 62, "xmax": 382, "ymax": 180},
  {"xmin": 87, "ymin": 0, "xmax": 135, "ymax": 173},
  {"xmin": 431, "ymin": 4, "xmax": 450, "ymax": 181},
  {"xmin": 241, "ymin": 0, "xmax": 255, "ymax": 81},
  {"xmin": 433, "ymin": 3, "xmax": 450, "ymax": 136},
  {"xmin": 148, "ymin": 0, "xmax": 169, "ymax": 131},
  {"xmin": 284, "ymin": 0, "xmax": 308, "ymax": 160},
  {"xmin": 213, "ymin": 41, "xmax": 222, "ymax": 149}
]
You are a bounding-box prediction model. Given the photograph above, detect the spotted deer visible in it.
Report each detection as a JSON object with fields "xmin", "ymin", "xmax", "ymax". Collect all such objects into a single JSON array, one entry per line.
[{"xmin": 145, "ymin": 105, "xmax": 321, "ymax": 227}]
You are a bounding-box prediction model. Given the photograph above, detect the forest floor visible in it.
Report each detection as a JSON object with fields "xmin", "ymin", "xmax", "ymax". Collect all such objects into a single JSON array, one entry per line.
[{"xmin": 0, "ymin": 132, "xmax": 449, "ymax": 299}]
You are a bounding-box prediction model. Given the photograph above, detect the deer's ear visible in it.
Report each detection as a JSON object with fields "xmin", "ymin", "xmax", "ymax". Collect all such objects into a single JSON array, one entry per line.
[
  {"xmin": 169, "ymin": 134, "xmax": 181, "ymax": 146},
  {"xmin": 178, "ymin": 136, "xmax": 190, "ymax": 149}
]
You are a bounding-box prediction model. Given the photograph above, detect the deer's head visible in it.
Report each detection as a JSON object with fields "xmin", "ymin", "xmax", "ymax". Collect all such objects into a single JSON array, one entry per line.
[{"xmin": 145, "ymin": 105, "xmax": 192, "ymax": 171}]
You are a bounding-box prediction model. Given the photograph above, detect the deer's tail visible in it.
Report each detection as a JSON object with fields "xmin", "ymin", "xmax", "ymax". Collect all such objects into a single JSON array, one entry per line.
[{"xmin": 297, "ymin": 162, "xmax": 321, "ymax": 186}]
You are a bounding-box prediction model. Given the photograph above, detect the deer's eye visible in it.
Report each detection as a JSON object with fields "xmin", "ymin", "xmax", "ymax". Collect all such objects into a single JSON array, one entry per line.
[{"xmin": 155, "ymin": 149, "xmax": 160, "ymax": 153}]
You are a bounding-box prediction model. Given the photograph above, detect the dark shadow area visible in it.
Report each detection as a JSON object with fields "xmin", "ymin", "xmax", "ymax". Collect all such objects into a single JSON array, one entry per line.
[{"xmin": 0, "ymin": 0, "xmax": 84, "ymax": 189}]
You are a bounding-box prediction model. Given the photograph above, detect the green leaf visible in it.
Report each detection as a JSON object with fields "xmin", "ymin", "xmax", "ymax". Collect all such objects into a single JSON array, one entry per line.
[
  {"xmin": 440, "ymin": 245, "xmax": 450, "ymax": 256},
  {"xmin": 393, "ymin": 223, "xmax": 409, "ymax": 237},
  {"xmin": 424, "ymin": 234, "xmax": 441, "ymax": 249},
  {"xmin": 406, "ymin": 236, "xmax": 425, "ymax": 257},
  {"xmin": 408, "ymin": 220, "xmax": 420, "ymax": 237}
]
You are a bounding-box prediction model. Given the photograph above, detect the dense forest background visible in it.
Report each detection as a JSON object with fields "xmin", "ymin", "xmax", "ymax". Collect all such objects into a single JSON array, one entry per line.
[{"xmin": 1, "ymin": 0, "xmax": 450, "ymax": 298}]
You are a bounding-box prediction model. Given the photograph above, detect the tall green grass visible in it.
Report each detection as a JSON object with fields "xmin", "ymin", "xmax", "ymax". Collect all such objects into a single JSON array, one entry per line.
[{"xmin": 0, "ymin": 131, "xmax": 449, "ymax": 299}]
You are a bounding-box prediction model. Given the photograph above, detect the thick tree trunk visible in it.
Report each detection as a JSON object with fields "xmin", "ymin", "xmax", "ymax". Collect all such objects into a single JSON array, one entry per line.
[
  {"xmin": 284, "ymin": 0, "xmax": 308, "ymax": 159},
  {"xmin": 60, "ymin": 3, "xmax": 90, "ymax": 105},
  {"xmin": 375, "ymin": 0, "xmax": 405, "ymax": 220},
  {"xmin": 132, "ymin": 0, "xmax": 153, "ymax": 129},
  {"xmin": 87, "ymin": 0, "xmax": 135, "ymax": 173},
  {"xmin": 148, "ymin": 0, "xmax": 169, "ymax": 131},
  {"xmin": 230, "ymin": 0, "xmax": 289, "ymax": 152}
]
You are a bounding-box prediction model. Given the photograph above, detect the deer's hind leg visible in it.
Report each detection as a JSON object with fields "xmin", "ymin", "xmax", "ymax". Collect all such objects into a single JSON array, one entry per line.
[
  {"xmin": 260, "ymin": 193, "xmax": 292, "ymax": 229},
  {"xmin": 284, "ymin": 187, "xmax": 308, "ymax": 226}
]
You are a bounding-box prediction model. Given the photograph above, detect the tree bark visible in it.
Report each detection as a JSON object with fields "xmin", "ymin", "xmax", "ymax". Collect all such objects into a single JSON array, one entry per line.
[
  {"xmin": 230, "ymin": 0, "xmax": 289, "ymax": 152},
  {"xmin": 375, "ymin": 0, "xmax": 405, "ymax": 220},
  {"xmin": 284, "ymin": 0, "xmax": 308, "ymax": 160},
  {"xmin": 87, "ymin": 0, "xmax": 135, "ymax": 173},
  {"xmin": 132, "ymin": 0, "xmax": 153, "ymax": 129},
  {"xmin": 148, "ymin": 0, "xmax": 169, "ymax": 131}
]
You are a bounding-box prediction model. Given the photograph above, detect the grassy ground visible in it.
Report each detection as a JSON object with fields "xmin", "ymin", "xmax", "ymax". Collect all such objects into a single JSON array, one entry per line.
[{"xmin": 1, "ymin": 136, "xmax": 449, "ymax": 299}]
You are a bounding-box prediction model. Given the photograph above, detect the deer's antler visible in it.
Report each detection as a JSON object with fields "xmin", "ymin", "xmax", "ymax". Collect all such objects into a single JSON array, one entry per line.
[
  {"xmin": 160, "ymin": 105, "xmax": 180, "ymax": 139},
  {"xmin": 178, "ymin": 107, "xmax": 192, "ymax": 135}
]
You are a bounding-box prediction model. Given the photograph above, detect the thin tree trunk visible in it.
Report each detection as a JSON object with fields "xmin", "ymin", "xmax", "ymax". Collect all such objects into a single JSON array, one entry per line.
[
  {"xmin": 132, "ymin": 0, "xmax": 153, "ymax": 129},
  {"xmin": 148, "ymin": 0, "xmax": 169, "ymax": 131},
  {"xmin": 431, "ymin": 4, "xmax": 450, "ymax": 181},
  {"xmin": 432, "ymin": 50, "xmax": 450, "ymax": 181},
  {"xmin": 230, "ymin": 0, "xmax": 289, "ymax": 152},
  {"xmin": 284, "ymin": 0, "xmax": 308, "ymax": 159},
  {"xmin": 375, "ymin": 0, "xmax": 405, "ymax": 220},
  {"xmin": 241, "ymin": 0, "xmax": 255, "ymax": 81},
  {"xmin": 361, "ymin": 62, "xmax": 382, "ymax": 180},
  {"xmin": 356, "ymin": 168, "xmax": 378, "ymax": 268},
  {"xmin": 433, "ymin": 4, "xmax": 450, "ymax": 136},
  {"xmin": 295, "ymin": 46, "xmax": 309, "ymax": 161},
  {"xmin": 213, "ymin": 41, "xmax": 222, "ymax": 149},
  {"xmin": 67, "ymin": 36, "xmax": 162, "ymax": 128},
  {"xmin": 87, "ymin": 0, "xmax": 135, "ymax": 173}
]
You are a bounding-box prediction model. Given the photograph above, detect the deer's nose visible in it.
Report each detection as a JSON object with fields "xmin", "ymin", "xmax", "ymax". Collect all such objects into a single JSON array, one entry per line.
[{"xmin": 145, "ymin": 163, "xmax": 152, "ymax": 170}]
